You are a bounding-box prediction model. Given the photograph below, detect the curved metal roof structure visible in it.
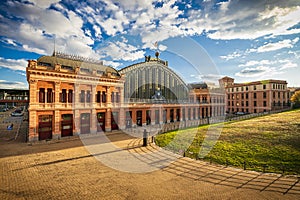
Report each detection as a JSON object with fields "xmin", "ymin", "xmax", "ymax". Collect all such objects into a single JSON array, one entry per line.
[{"xmin": 119, "ymin": 56, "xmax": 189, "ymax": 102}]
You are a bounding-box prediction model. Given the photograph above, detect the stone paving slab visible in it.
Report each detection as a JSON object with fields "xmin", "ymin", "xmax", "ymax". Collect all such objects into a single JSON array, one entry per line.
[{"xmin": 0, "ymin": 131, "xmax": 299, "ymax": 199}]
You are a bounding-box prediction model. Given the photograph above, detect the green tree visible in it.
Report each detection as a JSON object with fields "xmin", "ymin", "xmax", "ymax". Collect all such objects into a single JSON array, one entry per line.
[{"xmin": 291, "ymin": 91, "xmax": 300, "ymax": 108}]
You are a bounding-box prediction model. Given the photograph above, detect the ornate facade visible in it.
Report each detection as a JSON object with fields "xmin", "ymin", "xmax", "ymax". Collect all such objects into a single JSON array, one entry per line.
[{"xmin": 26, "ymin": 52, "xmax": 225, "ymax": 142}]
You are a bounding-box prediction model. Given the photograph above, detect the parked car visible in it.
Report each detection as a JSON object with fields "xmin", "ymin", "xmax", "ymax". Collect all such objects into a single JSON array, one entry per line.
[
  {"xmin": 235, "ymin": 112, "xmax": 245, "ymax": 115},
  {"xmin": 11, "ymin": 109, "xmax": 23, "ymax": 117}
]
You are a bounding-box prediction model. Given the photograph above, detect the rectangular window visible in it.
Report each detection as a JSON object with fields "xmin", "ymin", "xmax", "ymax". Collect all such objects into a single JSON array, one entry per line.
[
  {"xmin": 246, "ymin": 93, "xmax": 248, "ymax": 99},
  {"xmin": 80, "ymin": 90, "xmax": 85, "ymax": 103},
  {"xmin": 39, "ymin": 88, "xmax": 45, "ymax": 103},
  {"xmin": 246, "ymin": 101, "xmax": 249, "ymax": 106},
  {"xmin": 102, "ymin": 91, "xmax": 106, "ymax": 103},
  {"xmin": 254, "ymin": 101, "xmax": 257, "ymax": 107},
  {"xmin": 97, "ymin": 70, "xmax": 105, "ymax": 75},
  {"xmin": 116, "ymin": 92, "xmax": 120, "ymax": 103},
  {"xmin": 263, "ymin": 92, "xmax": 267, "ymax": 98},
  {"xmin": 80, "ymin": 68, "xmax": 90, "ymax": 73},
  {"xmin": 96, "ymin": 91, "xmax": 101, "ymax": 103},
  {"xmin": 86, "ymin": 90, "xmax": 91, "ymax": 103},
  {"xmin": 111, "ymin": 92, "xmax": 115, "ymax": 103},
  {"xmin": 47, "ymin": 89, "xmax": 53, "ymax": 103},
  {"xmin": 263, "ymin": 84, "xmax": 266, "ymax": 89},
  {"xmin": 68, "ymin": 90, "xmax": 73, "ymax": 103},
  {"xmin": 278, "ymin": 92, "xmax": 280, "ymax": 98},
  {"xmin": 246, "ymin": 86, "xmax": 248, "ymax": 91},
  {"xmin": 193, "ymin": 108, "xmax": 196, "ymax": 119},
  {"xmin": 263, "ymin": 101, "xmax": 267, "ymax": 107},
  {"xmin": 61, "ymin": 89, "xmax": 67, "ymax": 103},
  {"xmin": 241, "ymin": 94, "xmax": 244, "ymax": 99},
  {"xmin": 254, "ymin": 85, "xmax": 257, "ymax": 90},
  {"xmin": 254, "ymin": 93, "xmax": 257, "ymax": 99}
]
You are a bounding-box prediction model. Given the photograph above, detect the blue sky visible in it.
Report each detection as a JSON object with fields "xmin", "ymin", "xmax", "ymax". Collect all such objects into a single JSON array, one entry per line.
[{"xmin": 0, "ymin": 0, "xmax": 300, "ymax": 89}]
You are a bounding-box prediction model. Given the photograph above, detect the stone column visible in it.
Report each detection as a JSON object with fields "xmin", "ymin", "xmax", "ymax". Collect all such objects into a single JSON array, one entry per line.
[
  {"xmin": 91, "ymin": 85, "xmax": 96, "ymax": 107},
  {"xmin": 185, "ymin": 107, "xmax": 189, "ymax": 120},
  {"xmin": 151, "ymin": 108, "xmax": 155, "ymax": 125},
  {"xmin": 105, "ymin": 108, "xmax": 112, "ymax": 132},
  {"xmin": 142, "ymin": 109, "xmax": 147, "ymax": 126},
  {"xmin": 74, "ymin": 84, "xmax": 80, "ymax": 109},
  {"xmin": 131, "ymin": 109, "xmax": 136, "ymax": 127},
  {"xmin": 73, "ymin": 84, "xmax": 80, "ymax": 135},
  {"xmin": 166, "ymin": 108, "xmax": 170, "ymax": 123},
  {"xmin": 45, "ymin": 89, "xmax": 48, "ymax": 104},
  {"xmin": 28, "ymin": 110, "xmax": 38, "ymax": 142},
  {"xmin": 159, "ymin": 107, "xmax": 163, "ymax": 125},
  {"xmin": 74, "ymin": 109, "xmax": 80, "ymax": 135},
  {"xmin": 119, "ymin": 108, "xmax": 125, "ymax": 130},
  {"xmin": 91, "ymin": 109, "xmax": 97, "ymax": 134},
  {"xmin": 53, "ymin": 110, "xmax": 60, "ymax": 139},
  {"xmin": 107, "ymin": 86, "xmax": 112, "ymax": 106},
  {"xmin": 180, "ymin": 108, "xmax": 183, "ymax": 121},
  {"xmin": 29, "ymin": 80, "xmax": 37, "ymax": 105},
  {"xmin": 120, "ymin": 87, "xmax": 124, "ymax": 105},
  {"xmin": 54, "ymin": 82, "xmax": 60, "ymax": 108}
]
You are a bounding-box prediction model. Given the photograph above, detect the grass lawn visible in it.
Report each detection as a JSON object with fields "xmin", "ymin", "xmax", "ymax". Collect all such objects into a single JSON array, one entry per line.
[{"xmin": 155, "ymin": 109, "xmax": 300, "ymax": 174}]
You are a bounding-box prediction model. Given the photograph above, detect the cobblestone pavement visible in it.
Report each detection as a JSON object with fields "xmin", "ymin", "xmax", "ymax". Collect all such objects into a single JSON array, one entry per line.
[{"xmin": 0, "ymin": 131, "xmax": 299, "ymax": 199}]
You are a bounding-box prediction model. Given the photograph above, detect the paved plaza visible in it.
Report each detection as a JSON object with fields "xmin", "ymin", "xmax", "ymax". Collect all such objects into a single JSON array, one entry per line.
[{"xmin": 0, "ymin": 116, "xmax": 299, "ymax": 199}]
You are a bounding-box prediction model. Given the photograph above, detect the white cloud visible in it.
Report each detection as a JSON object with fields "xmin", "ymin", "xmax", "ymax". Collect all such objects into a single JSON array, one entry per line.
[
  {"xmin": 4, "ymin": 38, "xmax": 18, "ymax": 46},
  {"xmin": 235, "ymin": 66, "xmax": 279, "ymax": 78},
  {"xmin": 238, "ymin": 60, "xmax": 273, "ymax": 67},
  {"xmin": 0, "ymin": 80, "xmax": 28, "ymax": 89},
  {"xmin": 97, "ymin": 40, "xmax": 145, "ymax": 61},
  {"xmin": 220, "ymin": 51, "xmax": 241, "ymax": 61},
  {"xmin": 279, "ymin": 61, "xmax": 298, "ymax": 70},
  {"xmin": 251, "ymin": 38, "xmax": 299, "ymax": 53},
  {"xmin": 0, "ymin": 1, "xmax": 95, "ymax": 56},
  {"xmin": 103, "ymin": 60, "xmax": 121, "ymax": 69},
  {"xmin": 1, "ymin": 0, "xmax": 300, "ymax": 67},
  {"xmin": 236, "ymin": 59, "xmax": 298, "ymax": 78},
  {"xmin": 189, "ymin": 74, "xmax": 222, "ymax": 82},
  {"xmin": 29, "ymin": 0, "xmax": 60, "ymax": 9},
  {"xmin": 158, "ymin": 44, "xmax": 168, "ymax": 51},
  {"xmin": 0, "ymin": 57, "xmax": 28, "ymax": 71},
  {"xmin": 93, "ymin": 25, "xmax": 102, "ymax": 38},
  {"xmin": 203, "ymin": 1, "xmax": 300, "ymax": 40}
]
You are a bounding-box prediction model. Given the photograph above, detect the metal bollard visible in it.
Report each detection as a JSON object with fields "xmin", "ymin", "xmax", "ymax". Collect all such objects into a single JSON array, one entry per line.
[{"xmin": 143, "ymin": 129, "xmax": 147, "ymax": 147}]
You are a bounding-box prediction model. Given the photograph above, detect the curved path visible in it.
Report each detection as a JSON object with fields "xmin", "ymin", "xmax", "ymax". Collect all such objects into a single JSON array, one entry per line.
[
  {"xmin": 1, "ymin": 131, "xmax": 299, "ymax": 199},
  {"xmin": 127, "ymin": 137, "xmax": 300, "ymax": 196}
]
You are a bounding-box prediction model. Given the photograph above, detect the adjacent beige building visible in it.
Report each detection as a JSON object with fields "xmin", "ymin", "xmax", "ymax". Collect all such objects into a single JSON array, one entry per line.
[{"xmin": 219, "ymin": 76, "xmax": 291, "ymax": 114}]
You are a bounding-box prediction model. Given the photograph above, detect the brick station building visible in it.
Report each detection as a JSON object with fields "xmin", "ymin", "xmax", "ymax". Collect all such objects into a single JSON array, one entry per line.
[
  {"xmin": 26, "ymin": 52, "xmax": 225, "ymax": 142},
  {"xmin": 219, "ymin": 76, "xmax": 291, "ymax": 114}
]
